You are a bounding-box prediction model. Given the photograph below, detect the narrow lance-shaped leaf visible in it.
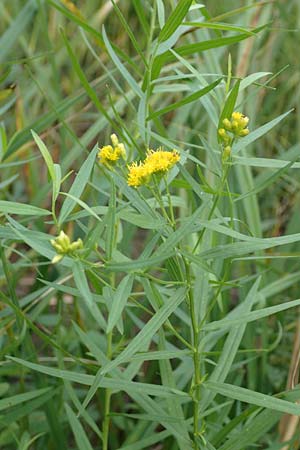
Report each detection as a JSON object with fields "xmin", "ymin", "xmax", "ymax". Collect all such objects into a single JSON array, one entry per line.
[
  {"xmin": 58, "ymin": 145, "xmax": 98, "ymax": 224},
  {"xmin": 31, "ymin": 130, "xmax": 55, "ymax": 180},
  {"xmin": 102, "ymin": 26, "xmax": 143, "ymax": 98},
  {"xmin": 202, "ymin": 277, "xmax": 260, "ymax": 410},
  {"xmin": 152, "ymin": 25, "xmax": 266, "ymax": 80},
  {"xmin": 158, "ymin": 0, "xmax": 193, "ymax": 42},
  {"xmin": 232, "ymin": 109, "xmax": 293, "ymax": 154},
  {"xmin": 72, "ymin": 261, "xmax": 106, "ymax": 330},
  {"xmin": 8, "ymin": 357, "xmax": 187, "ymax": 399},
  {"xmin": 0, "ymin": 387, "xmax": 52, "ymax": 412},
  {"xmin": 0, "ymin": 201, "xmax": 49, "ymax": 216},
  {"xmin": 204, "ymin": 297, "xmax": 300, "ymax": 331},
  {"xmin": 82, "ymin": 287, "xmax": 187, "ymax": 409},
  {"xmin": 107, "ymin": 274, "xmax": 134, "ymax": 334},
  {"xmin": 205, "ymin": 381, "xmax": 300, "ymax": 416},
  {"xmin": 148, "ymin": 78, "xmax": 222, "ymax": 120},
  {"xmin": 218, "ymin": 79, "xmax": 240, "ymax": 141},
  {"xmin": 65, "ymin": 404, "xmax": 94, "ymax": 450}
]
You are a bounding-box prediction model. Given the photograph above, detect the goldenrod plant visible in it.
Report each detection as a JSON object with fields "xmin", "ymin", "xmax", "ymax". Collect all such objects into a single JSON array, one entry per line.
[{"xmin": 1, "ymin": 1, "xmax": 300, "ymax": 450}]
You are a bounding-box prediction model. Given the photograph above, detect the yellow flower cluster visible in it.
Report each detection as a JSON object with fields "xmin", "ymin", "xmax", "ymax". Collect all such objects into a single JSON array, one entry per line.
[
  {"xmin": 98, "ymin": 134, "xmax": 126, "ymax": 167},
  {"xmin": 51, "ymin": 230, "xmax": 83, "ymax": 263},
  {"xmin": 127, "ymin": 148, "xmax": 180, "ymax": 187},
  {"xmin": 218, "ymin": 112, "xmax": 250, "ymax": 162},
  {"xmin": 218, "ymin": 111, "xmax": 250, "ymax": 143}
]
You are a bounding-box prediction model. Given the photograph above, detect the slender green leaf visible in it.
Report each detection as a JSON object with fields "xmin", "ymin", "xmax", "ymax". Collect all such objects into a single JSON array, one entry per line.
[
  {"xmin": 152, "ymin": 25, "xmax": 266, "ymax": 79},
  {"xmin": 158, "ymin": 0, "xmax": 193, "ymax": 42},
  {"xmin": 65, "ymin": 404, "xmax": 95, "ymax": 450},
  {"xmin": 205, "ymin": 381, "xmax": 300, "ymax": 415},
  {"xmin": 58, "ymin": 145, "xmax": 98, "ymax": 224},
  {"xmin": 103, "ymin": 27, "xmax": 142, "ymax": 98},
  {"xmin": 83, "ymin": 287, "xmax": 187, "ymax": 408},
  {"xmin": 233, "ymin": 110, "xmax": 293, "ymax": 154},
  {"xmin": 218, "ymin": 79, "xmax": 240, "ymax": 137},
  {"xmin": 0, "ymin": 388, "xmax": 51, "ymax": 412},
  {"xmin": 0, "ymin": 201, "xmax": 49, "ymax": 217},
  {"xmin": 72, "ymin": 261, "xmax": 106, "ymax": 330},
  {"xmin": 148, "ymin": 78, "xmax": 222, "ymax": 120},
  {"xmin": 107, "ymin": 274, "xmax": 134, "ymax": 334},
  {"xmin": 31, "ymin": 130, "xmax": 55, "ymax": 181},
  {"xmin": 205, "ymin": 297, "xmax": 300, "ymax": 331}
]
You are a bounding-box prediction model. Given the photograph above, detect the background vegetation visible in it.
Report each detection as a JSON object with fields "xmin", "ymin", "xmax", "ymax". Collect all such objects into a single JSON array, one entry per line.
[{"xmin": 1, "ymin": 0, "xmax": 300, "ymax": 449}]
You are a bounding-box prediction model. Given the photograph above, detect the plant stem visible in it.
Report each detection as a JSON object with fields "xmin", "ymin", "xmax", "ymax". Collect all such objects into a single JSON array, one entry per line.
[
  {"xmin": 164, "ymin": 175, "xmax": 176, "ymax": 226},
  {"xmin": 192, "ymin": 164, "xmax": 230, "ymax": 253},
  {"xmin": 103, "ymin": 329, "xmax": 113, "ymax": 450},
  {"xmin": 184, "ymin": 258, "xmax": 201, "ymax": 448}
]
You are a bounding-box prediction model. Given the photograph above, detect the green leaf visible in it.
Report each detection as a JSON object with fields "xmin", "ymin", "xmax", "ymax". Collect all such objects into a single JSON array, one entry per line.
[
  {"xmin": 204, "ymin": 381, "xmax": 300, "ymax": 415},
  {"xmin": 232, "ymin": 110, "xmax": 293, "ymax": 154},
  {"xmin": 58, "ymin": 145, "xmax": 98, "ymax": 224},
  {"xmin": 158, "ymin": 0, "xmax": 193, "ymax": 42},
  {"xmin": 148, "ymin": 78, "xmax": 222, "ymax": 120},
  {"xmin": 233, "ymin": 154, "xmax": 300, "ymax": 169},
  {"xmin": 105, "ymin": 179, "xmax": 116, "ymax": 260},
  {"xmin": 72, "ymin": 261, "xmax": 106, "ymax": 330},
  {"xmin": 47, "ymin": 0, "xmax": 104, "ymax": 45},
  {"xmin": 0, "ymin": 388, "xmax": 51, "ymax": 412},
  {"xmin": 102, "ymin": 27, "xmax": 142, "ymax": 98},
  {"xmin": 202, "ymin": 278, "xmax": 260, "ymax": 410},
  {"xmin": 65, "ymin": 404, "xmax": 95, "ymax": 450},
  {"xmin": 218, "ymin": 79, "xmax": 240, "ymax": 138},
  {"xmin": 0, "ymin": 389, "xmax": 55, "ymax": 427},
  {"xmin": 184, "ymin": 21, "xmax": 255, "ymax": 35},
  {"xmin": 82, "ymin": 287, "xmax": 187, "ymax": 408},
  {"xmin": 198, "ymin": 231, "xmax": 300, "ymax": 260},
  {"xmin": 61, "ymin": 31, "xmax": 115, "ymax": 127},
  {"xmin": 64, "ymin": 380, "xmax": 103, "ymax": 440},
  {"xmin": 52, "ymin": 163, "xmax": 62, "ymax": 205},
  {"xmin": 31, "ymin": 130, "xmax": 55, "ymax": 181},
  {"xmin": 8, "ymin": 357, "xmax": 187, "ymax": 399},
  {"xmin": 118, "ymin": 210, "xmax": 166, "ymax": 229},
  {"xmin": 0, "ymin": 201, "xmax": 49, "ymax": 217},
  {"xmin": 217, "ymin": 388, "xmax": 300, "ymax": 450},
  {"xmin": 107, "ymin": 274, "xmax": 134, "ymax": 334},
  {"xmin": 204, "ymin": 297, "xmax": 300, "ymax": 331},
  {"xmin": 116, "ymin": 430, "xmax": 171, "ymax": 450},
  {"xmin": 234, "ymin": 160, "xmax": 294, "ymax": 202},
  {"xmin": 152, "ymin": 25, "xmax": 266, "ymax": 80}
]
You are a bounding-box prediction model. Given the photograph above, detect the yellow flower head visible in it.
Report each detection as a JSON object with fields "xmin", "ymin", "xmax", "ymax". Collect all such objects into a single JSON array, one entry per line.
[
  {"xmin": 144, "ymin": 148, "xmax": 180, "ymax": 174},
  {"xmin": 127, "ymin": 162, "xmax": 150, "ymax": 187},
  {"xmin": 51, "ymin": 231, "xmax": 83, "ymax": 263},
  {"xmin": 221, "ymin": 112, "xmax": 250, "ymax": 138},
  {"xmin": 98, "ymin": 134, "xmax": 126, "ymax": 167},
  {"xmin": 127, "ymin": 148, "xmax": 180, "ymax": 188}
]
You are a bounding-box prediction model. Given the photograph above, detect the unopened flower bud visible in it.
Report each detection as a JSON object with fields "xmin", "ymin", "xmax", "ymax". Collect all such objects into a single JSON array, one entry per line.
[
  {"xmin": 51, "ymin": 231, "xmax": 84, "ymax": 263},
  {"xmin": 222, "ymin": 146, "xmax": 232, "ymax": 163},
  {"xmin": 222, "ymin": 118, "xmax": 232, "ymax": 130},
  {"xmin": 239, "ymin": 128, "xmax": 250, "ymax": 137},
  {"xmin": 110, "ymin": 133, "xmax": 119, "ymax": 147}
]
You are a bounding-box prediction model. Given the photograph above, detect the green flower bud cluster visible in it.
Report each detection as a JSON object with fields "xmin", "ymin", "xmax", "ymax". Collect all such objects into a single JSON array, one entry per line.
[
  {"xmin": 218, "ymin": 111, "xmax": 250, "ymax": 163},
  {"xmin": 51, "ymin": 230, "xmax": 83, "ymax": 263}
]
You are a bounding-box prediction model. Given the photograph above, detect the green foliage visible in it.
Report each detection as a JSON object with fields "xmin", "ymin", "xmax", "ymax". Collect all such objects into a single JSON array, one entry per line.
[{"xmin": 1, "ymin": 1, "xmax": 300, "ymax": 449}]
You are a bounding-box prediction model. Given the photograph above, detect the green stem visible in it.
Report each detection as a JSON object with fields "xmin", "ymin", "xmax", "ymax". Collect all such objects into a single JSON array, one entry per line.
[
  {"xmin": 183, "ymin": 258, "xmax": 201, "ymax": 448},
  {"xmin": 192, "ymin": 164, "xmax": 230, "ymax": 253},
  {"xmin": 164, "ymin": 175, "xmax": 176, "ymax": 226},
  {"xmin": 103, "ymin": 330, "xmax": 113, "ymax": 450},
  {"xmin": 149, "ymin": 183, "xmax": 173, "ymax": 226}
]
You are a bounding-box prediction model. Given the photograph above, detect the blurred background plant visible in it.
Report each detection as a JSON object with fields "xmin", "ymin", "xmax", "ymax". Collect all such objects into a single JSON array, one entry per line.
[{"xmin": 1, "ymin": 1, "xmax": 300, "ymax": 449}]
